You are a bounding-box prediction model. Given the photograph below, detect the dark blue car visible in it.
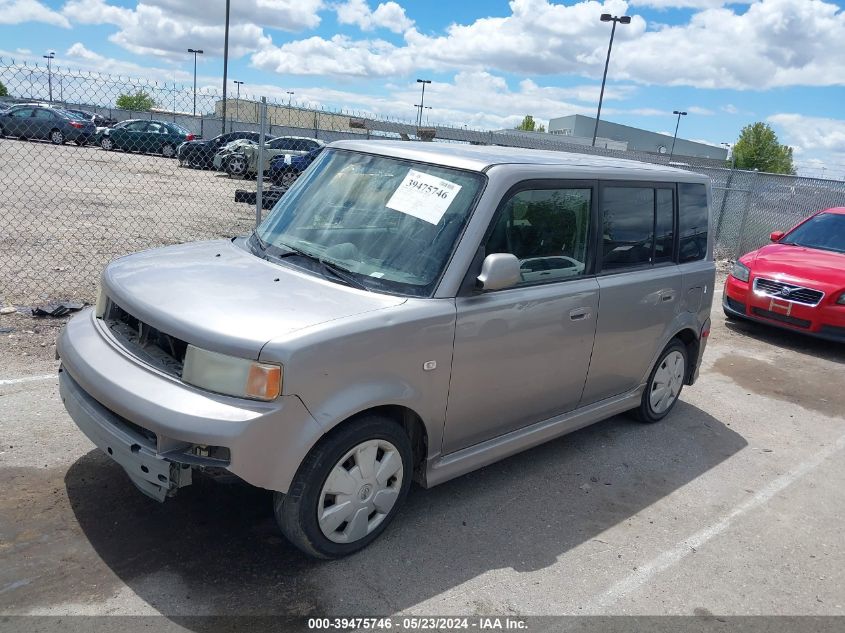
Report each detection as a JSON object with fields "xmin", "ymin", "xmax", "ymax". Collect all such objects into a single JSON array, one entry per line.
[{"xmin": 268, "ymin": 146, "xmax": 325, "ymax": 186}]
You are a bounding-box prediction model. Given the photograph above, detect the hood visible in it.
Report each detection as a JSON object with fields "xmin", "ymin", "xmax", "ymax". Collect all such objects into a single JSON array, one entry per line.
[
  {"xmin": 219, "ymin": 139, "xmax": 257, "ymax": 152},
  {"xmin": 746, "ymin": 243, "xmax": 845, "ymax": 290},
  {"xmin": 102, "ymin": 239, "xmax": 406, "ymax": 359}
]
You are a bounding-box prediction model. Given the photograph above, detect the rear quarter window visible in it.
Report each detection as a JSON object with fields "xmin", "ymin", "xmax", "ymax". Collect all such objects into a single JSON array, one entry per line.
[{"xmin": 678, "ymin": 183, "xmax": 709, "ymax": 262}]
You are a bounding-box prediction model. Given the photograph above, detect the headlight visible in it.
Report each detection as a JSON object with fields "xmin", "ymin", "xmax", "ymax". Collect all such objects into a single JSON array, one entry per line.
[
  {"xmin": 95, "ymin": 285, "xmax": 107, "ymax": 318},
  {"xmin": 837, "ymin": 292, "xmax": 845, "ymax": 305},
  {"xmin": 182, "ymin": 345, "xmax": 282, "ymax": 401},
  {"xmin": 731, "ymin": 261, "xmax": 750, "ymax": 283}
]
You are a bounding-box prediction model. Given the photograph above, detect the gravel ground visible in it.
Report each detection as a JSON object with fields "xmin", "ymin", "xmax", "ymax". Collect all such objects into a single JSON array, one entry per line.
[
  {"xmin": 1, "ymin": 283, "xmax": 844, "ymax": 627},
  {"xmin": 0, "ymin": 137, "xmax": 256, "ymax": 305}
]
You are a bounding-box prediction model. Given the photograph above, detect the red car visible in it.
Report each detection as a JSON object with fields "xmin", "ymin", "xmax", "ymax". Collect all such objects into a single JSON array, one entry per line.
[{"xmin": 723, "ymin": 207, "xmax": 845, "ymax": 342}]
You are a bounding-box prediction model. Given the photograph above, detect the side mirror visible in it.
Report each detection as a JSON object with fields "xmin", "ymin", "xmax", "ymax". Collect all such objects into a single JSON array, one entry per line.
[
  {"xmin": 770, "ymin": 231, "xmax": 785, "ymax": 242},
  {"xmin": 477, "ymin": 253, "xmax": 521, "ymax": 291}
]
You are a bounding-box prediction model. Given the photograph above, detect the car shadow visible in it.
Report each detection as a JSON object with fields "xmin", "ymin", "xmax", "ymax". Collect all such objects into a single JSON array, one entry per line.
[
  {"xmin": 723, "ymin": 316, "xmax": 845, "ymax": 364},
  {"xmin": 60, "ymin": 402, "xmax": 746, "ymax": 622}
]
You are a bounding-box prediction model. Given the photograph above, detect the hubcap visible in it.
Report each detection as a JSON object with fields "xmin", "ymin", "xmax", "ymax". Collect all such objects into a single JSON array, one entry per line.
[
  {"xmin": 52, "ymin": 131, "xmax": 62, "ymax": 143},
  {"xmin": 162, "ymin": 145, "xmax": 174, "ymax": 157},
  {"xmin": 230, "ymin": 157, "xmax": 245, "ymax": 174},
  {"xmin": 102, "ymin": 138, "xmax": 112, "ymax": 149},
  {"xmin": 317, "ymin": 439, "xmax": 403, "ymax": 544},
  {"xmin": 650, "ymin": 350, "xmax": 685, "ymax": 414}
]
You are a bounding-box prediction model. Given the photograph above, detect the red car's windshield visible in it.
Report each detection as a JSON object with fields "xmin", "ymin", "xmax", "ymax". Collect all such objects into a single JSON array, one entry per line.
[{"xmin": 782, "ymin": 213, "xmax": 845, "ymax": 254}]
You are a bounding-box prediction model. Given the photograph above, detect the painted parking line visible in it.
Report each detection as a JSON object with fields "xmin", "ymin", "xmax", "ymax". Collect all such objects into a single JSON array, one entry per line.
[
  {"xmin": 0, "ymin": 374, "xmax": 56, "ymax": 386},
  {"xmin": 581, "ymin": 430, "xmax": 845, "ymax": 613}
]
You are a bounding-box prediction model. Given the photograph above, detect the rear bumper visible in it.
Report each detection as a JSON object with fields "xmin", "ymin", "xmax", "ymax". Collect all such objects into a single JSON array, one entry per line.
[
  {"xmin": 723, "ymin": 275, "xmax": 845, "ymax": 343},
  {"xmin": 58, "ymin": 309, "xmax": 324, "ymax": 496}
]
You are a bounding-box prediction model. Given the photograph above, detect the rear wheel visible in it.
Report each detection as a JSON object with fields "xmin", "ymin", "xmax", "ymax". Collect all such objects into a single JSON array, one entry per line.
[
  {"xmin": 161, "ymin": 143, "xmax": 175, "ymax": 158},
  {"xmin": 633, "ymin": 339, "xmax": 688, "ymax": 423},
  {"xmin": 50, "ymin": 129, "xmax": 65, "ymax": 145},
  {"xmin": 100, "ymin": 136, "xmax": 114, "ymax": 150},
  {"xmin": 274, "ymin": 415, "xmax": 412, "ymax": 559}
]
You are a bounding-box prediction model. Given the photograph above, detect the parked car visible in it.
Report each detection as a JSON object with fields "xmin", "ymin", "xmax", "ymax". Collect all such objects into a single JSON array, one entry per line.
[
  {"xmin": 0, "ymin": 104, "xmax": 96, "ymax": 145},
  {"xmin": 65, "ymin": 108, "xmax": 117, "ymax": 129},
  {"xmin": 177, "ymin": 131, "xmax": 268, "ymax": 169},
  {"xmin": 723, "ymin": 207, "xmax": 845, "ymax": 341},
  {"xmin": 57, "ymin": 142, "xmax": 714, "ymax": 558},
  {"xmin": 268, "ymin": 145, "xmax": 325, "ymax": 186},
  {"xmin": 214, "ymin": 136, "xmax": 325, "ymax": 177},
  {"xmin": 99, "ymin": 119, "xmax": 195, "ymax": 157}
]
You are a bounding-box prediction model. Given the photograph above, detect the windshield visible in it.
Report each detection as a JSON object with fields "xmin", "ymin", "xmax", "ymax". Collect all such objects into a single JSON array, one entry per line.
[
  {"xmin": 256, "ymin": 149, "xmax": 485, "ymax": 296},
  {"xmin": 782, "ymin": 212, "xmax": 845, "ymax": 254}
]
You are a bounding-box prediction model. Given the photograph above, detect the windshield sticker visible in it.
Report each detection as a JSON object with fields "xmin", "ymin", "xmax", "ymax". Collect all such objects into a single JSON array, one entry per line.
[{"xmin": 386, "ymin": 169, "xmax": 463, "ymax": 225}]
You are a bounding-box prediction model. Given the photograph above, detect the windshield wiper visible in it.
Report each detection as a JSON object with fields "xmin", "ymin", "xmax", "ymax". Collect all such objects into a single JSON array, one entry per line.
[{"xmin": 274, "ymin": 243, "xmax": 370, "ymax": 291}]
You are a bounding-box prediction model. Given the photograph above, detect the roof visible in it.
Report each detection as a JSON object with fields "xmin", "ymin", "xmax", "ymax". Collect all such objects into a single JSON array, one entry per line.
[
  {"xmin": 822, "ymin": 207, "xmax": 845, "ymax": 215},
  {"xmin": 329, "ymin": 140, "xmax": 706, "ymax": 181}
]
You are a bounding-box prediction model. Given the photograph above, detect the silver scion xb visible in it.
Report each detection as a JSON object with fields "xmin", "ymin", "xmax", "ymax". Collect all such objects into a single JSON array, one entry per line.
[{"xmin": 58, "ymin": 141, "xmax": 714, "ymax": 558}]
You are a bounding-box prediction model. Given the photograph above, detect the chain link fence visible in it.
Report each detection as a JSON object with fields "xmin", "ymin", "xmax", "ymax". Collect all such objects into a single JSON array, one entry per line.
[{"xmin": 2, "ymin": 58, "xmax": 845, "ymax": 306}]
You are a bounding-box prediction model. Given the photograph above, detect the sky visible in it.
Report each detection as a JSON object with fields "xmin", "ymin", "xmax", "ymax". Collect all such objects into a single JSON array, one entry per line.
[{"xmin": 1, "ymin": 0, "xmax": 844, "ymax": 177}]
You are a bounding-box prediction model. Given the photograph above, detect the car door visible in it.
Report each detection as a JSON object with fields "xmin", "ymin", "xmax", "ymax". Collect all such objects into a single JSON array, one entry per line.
[
  {"xmin": 580, "ymin": 182, "xmax": 683, "ymax": 405},
  {"xmin": 31, "ymin": 108, "xmax": 57, "ymax": 140},
  {"xmin": 5, "ymin": 107, "xmax": 34, "ymax": 137},
  {"xmin": 116, "ymin": 120, "xmax": 150, "ymax": 151},
  {"xmin": 443, "ymin": 181, "xmax": 600, "ymax": 453}
]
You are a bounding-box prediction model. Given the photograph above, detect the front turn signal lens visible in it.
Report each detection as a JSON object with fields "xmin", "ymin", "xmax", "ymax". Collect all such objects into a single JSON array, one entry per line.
[
  {"xmin": 246, "ymin": 363, "xmax": 282, "ymax": 400},
  {"xmin": 182, "ymin": 345, "xmax": 283, "ymax": 401}
]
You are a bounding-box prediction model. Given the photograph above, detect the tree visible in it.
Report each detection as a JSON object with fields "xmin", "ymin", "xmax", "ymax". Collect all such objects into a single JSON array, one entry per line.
[
  {"xmin": 0, "ymin": 80, "xmax": 8, "ymax": 97},
  {"xmin": 732, "ymin": 122, "xmax": 795, "ymax": 174},
  {"xmin": 515, "ymin": 115, "xmax": 537, "ymax": 131},
  {"xmin": 116, "ymin": 91, "xmax": 156, "ymax": 111}
]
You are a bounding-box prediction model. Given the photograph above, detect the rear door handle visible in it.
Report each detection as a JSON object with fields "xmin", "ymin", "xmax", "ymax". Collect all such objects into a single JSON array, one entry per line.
[
  {"xmin": 569, "ymin": 307, "xmax": 592, "ymax": 321},
  {"xmin": 660, "ymin": 291, "xmax": 676, "ymax": 302}
]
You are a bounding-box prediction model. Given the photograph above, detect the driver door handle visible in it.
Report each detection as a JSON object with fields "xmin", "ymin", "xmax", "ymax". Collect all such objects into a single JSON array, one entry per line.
[{"xmin": 569, "ymin": 307, "xmax": 592, "ymax": 321}]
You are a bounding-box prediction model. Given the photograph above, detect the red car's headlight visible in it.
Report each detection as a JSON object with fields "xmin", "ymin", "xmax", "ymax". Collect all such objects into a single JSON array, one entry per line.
[{"xmin": 836, "ymin": 292, "xmax": 845, "ymax": 305}]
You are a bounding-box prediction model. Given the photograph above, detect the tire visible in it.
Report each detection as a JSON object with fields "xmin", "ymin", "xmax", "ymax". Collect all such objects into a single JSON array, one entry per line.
[
  {"xmin": 225, "ymin": 154, "xmax": 247, "ymax": 177},
  {"xmin": 75, "ymin": 138, "xmax": 87, "ymax": 146},
  {"xmin": 0, "ymin": 125, "xmax": 5, "ymax": 138},
  {"xmin": 100, "ymin": 137, "xmax": 114, "ymax": 150},
  {"xmin": 280, "ymin": 171, "xmax": 299, "ymax": 187},
  {"xmin": 50, "ymin": 129, "xmax": 65, "ymax": 145},
  {"xmin": 161, "ymin": 143, "xmax": 175, "ymax": 158},
  {"xmin": 633, "ymin": 338, "xmax": 688, "ymax": 423},
  {"xmin": 274, "ymin": 415, "xmax": 412, "ymax": 559}
]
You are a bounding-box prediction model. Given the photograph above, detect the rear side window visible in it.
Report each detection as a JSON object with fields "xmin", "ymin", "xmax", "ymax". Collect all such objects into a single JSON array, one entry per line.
[
  {"xmin": 33, "ymin": 109, "xmax": 56, "ymax": 119},
  {"xmin": 601, "ymin": 187, "xmax": 655, "ymax": 269},
  {"xmin": 678, "ymin": 183, "xmax": 709, "ymax": 262},
  {"xmin": 655, "ymin": 189, "xmax": 674, "ymax": 263}
]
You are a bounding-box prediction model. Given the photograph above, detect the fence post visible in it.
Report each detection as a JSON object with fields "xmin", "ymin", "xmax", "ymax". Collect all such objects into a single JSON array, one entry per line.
[
  {"xmin": 735, "ymin": 170, "xmax": 759, "ymax": 258},
  {"xmin": 256, "ymin": 96, "xmax": 267, "ymax": 227},
  {"xmin": 713, "ymin": 166, "xmax": 735, "ymax": 251}
]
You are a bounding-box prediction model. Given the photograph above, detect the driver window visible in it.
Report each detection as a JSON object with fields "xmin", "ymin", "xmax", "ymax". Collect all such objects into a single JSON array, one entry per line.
[{"xmin": 485, "ymin": 187, "xmax": 592, "ymax": 285}]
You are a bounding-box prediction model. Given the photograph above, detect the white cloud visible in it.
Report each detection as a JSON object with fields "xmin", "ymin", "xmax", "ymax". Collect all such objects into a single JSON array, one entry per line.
[
  {"xmin": 0, "ymin": 0, "xmax": 70, "ymax": 27},
  {"xmin": 251, "ymin": 0, "xmax": 845, "ymax": 91},
  {"xmin": 768, "ymin": 113, "xmax": 845, "ymax": 177},
  {"xmin": 686, "ymin": 106, "xmax": 715, "ymax": 115},
  {"xmin": 336, "ymin": 0, "xmax": 414, "ymax": 33},
  {"xmin": 60, "ymin": 0, "xmax": 323, "ymax": 58},
  {"xmin": 629, "ymin": 0, "xmax": 748, "ymax": 8},
  {"xmin": 722, "ymin": 104, "xmax": 738, "ymax": 114}
]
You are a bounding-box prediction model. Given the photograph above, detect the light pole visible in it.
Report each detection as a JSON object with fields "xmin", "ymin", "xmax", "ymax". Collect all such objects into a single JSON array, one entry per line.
[
  {"xmin": 286, "ymin": 91, "xmax": 294, "ymax": 105},
  {"xmin": 416, "ymin": 78, "xmax": 431, "ymax": 128},
  {"xmin": 221, "ymin": 0, "xmax": 230, "ymax": 135},
  {"xmin": 669, "ymin": 110, "xmax": 687, "ymax": 161},
  {"xmin": 414, "ymin": 104, "xmax": 431, "ymax": 127},
  {"xmin": 43, "ymin": 51, "xmax": 55, "ymax": 103},
  {"xmin": 592, "ymin": 14, "xmax": 630, "ymax": 147},
  {"xmin": 232, "ymin": 80, "xmax": 243, "ymax": 132},
  {"xmin": 188, "ymin": 48, "xmax": 203, "ymax": 117}
]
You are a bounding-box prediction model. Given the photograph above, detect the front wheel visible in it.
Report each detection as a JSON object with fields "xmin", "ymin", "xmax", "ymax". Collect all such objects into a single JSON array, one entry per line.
[
  {"xmin": 225, "ymin": 154, "xmax": 247, "ymax": 177},
  {"xmin": 100, "ymin": 136, "xmax": 114, "ymax": 150},
  {"xmin": 50, "ymin": 129, "xmax": 65, "ymax": 145},
  {"xmin": 633, "ymin": 339, "xmax": 688, "ymax": 423},
  {"xmin": 274, "ymin": 415, "xmax": 412, "ymax": 559},
  {"xmin": 161, "ymin": 143, "xmax": 175, "ymax": 158}
]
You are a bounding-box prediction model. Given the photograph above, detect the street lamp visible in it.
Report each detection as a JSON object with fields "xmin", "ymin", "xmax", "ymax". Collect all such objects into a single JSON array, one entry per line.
[
  {"xmin": 221, "ymin": 0, "xmax": 231, "ymax": 134},
  {"xmin": 188, "ymin": 48, "xmax": 203, "ymax": 117},
  {"xmin": 669, "ymin": 110, "xmax": 687, "ymax": 161},
  {"xmin": 415, "ymin": 104, "xmax": 431, "ymax": 127},
  {"xmin": 233, "ymin": 80, "xmax": 244, "ymax": 132},
  {"xmin": 43, "ymin": 51, "xmax": 55, "ymax": 103},
  {"xmin": 591, "ymin": 14, "xmax": 630, "ymax": 147},
  {"xmin": 286, "ymin": 91, "xmax": 294, "ymax": 105},
  {"xmin": 416, "ymin": 78, "xmax": 431, "ymax": 128}
]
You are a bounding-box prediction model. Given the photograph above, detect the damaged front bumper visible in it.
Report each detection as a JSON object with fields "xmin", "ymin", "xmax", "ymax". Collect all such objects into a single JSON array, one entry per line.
[{"xmin": 60, "ymin": 367, "xmax": 193, "ymax": 501}]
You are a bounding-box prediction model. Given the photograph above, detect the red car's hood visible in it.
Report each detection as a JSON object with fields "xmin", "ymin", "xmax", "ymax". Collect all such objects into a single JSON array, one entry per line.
[{"xmin": 746, "ymin": 243, "xmax": 845, "ymax": 290}]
